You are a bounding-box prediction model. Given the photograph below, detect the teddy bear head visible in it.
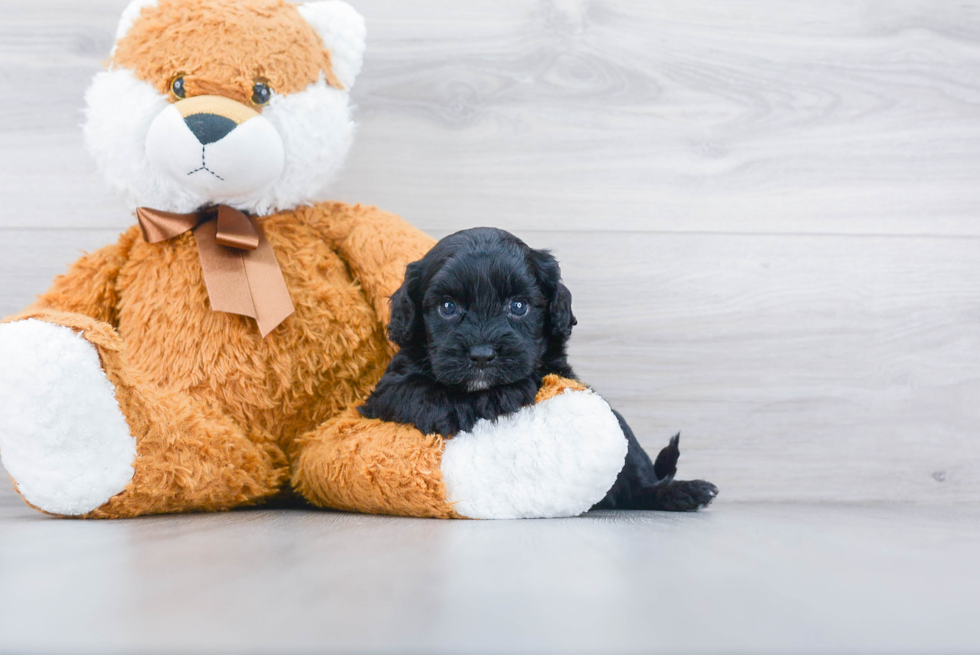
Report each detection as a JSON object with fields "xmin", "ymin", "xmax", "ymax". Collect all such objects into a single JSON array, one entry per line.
[{"xmin": 84, "ymin": 0, "xmax": 366, "ymax": 216}]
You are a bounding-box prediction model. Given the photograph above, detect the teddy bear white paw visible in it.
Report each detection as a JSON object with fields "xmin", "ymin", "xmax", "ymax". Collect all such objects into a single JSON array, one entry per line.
[
  {"xmin": 440, "ymin": 388, "xmax": 628, "ymax": 519},
  {"xmin": 0, "ymin": 320, "xmax": 135, "ymax": 516}
]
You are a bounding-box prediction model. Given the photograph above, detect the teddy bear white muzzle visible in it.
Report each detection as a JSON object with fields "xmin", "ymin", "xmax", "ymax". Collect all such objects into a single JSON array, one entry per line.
[{"xmin": 145, "ymin": 95, "xmax": 286, "ymax": 202}]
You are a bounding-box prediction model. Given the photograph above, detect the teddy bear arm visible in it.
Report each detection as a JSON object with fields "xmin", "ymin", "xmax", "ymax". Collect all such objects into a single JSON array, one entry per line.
[
  {"xmin": 328, "ymin": 205, "xmax": 436, "ymax": 327},
  {"xmin": 438, "ymin": 375, "xmax": 631, "ymax": 520},
  {"xmin": 535, "ymin": 374, "xmax": 590, "ymax": 401},
  {"xmin": 289, "ymin": 376, "xmax": 619, "ymax": 520},
  {"xmin": 290, "ymin": 407, "xmax": 463, "ymax": 519}
]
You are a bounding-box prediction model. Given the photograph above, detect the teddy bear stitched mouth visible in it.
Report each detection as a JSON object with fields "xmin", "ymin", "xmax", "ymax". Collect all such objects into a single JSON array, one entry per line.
[{"xmin": 186, "ymin": 145, "xmax": 225, "ymax": 181}]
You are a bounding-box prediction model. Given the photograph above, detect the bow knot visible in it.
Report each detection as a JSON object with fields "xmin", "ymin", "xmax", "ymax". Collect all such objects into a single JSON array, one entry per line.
[{"xmin": 136, "ymin": 205, "xmax": 295, "ymax": 337}]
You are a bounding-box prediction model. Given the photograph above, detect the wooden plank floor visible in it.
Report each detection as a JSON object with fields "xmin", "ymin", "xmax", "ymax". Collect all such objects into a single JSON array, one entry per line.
[{"xmin": 1, "ymin": 485, "xmax": 978, "ymax": 655}]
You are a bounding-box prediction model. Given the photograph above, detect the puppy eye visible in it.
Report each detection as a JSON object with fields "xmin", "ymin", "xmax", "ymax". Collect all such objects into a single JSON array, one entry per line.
[
  {"xmin": 509, "ymin": 299, "xmax": 529, "ymax": 317},
  {"xmin": 170, "ymin": 75, "xmax": 187, "ymax": 100},
  {"xmin": 251, "ymin": 80, "xmax": 273, "ymax": 106},
  {"xmin": 439, "ymin": 299, "xmax": 458, "ymax": 318}
]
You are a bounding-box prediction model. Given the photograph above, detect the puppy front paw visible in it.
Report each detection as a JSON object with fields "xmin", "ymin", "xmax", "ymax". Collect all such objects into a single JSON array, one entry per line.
[{"xmin": 440, "ymin": 385, "xmax": 628, "ymax": 519}]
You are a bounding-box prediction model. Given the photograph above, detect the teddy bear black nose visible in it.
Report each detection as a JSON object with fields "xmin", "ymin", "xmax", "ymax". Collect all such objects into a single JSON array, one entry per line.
[
  {"xmin": 184, "ymin": 113, "xmax": 238, "ymax": 145},
  {"xmin": 468, "ymin": 345, "xmax": 497, "ymax": 368}
]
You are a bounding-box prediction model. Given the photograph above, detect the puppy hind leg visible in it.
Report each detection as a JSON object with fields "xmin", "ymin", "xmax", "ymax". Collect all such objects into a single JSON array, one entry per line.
[
  {"xmin": 593, "ymin": 410, "xmax": 718, "ymax": 512},
  {"xmin": 592, "ymin": 410, "xmax": 657, "ymax": 509},
  {"xmin": 631, "ymin": 478, "xmax": 719, "ymax": 512}
]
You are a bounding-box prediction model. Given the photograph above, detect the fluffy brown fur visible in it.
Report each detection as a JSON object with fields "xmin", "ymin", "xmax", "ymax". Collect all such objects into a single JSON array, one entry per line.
[
  {"xmin": 113, "ymin": 0, "xmax": 343, "ymax": 102},
  {"xmin": 6, "ymin": 203, "xmax": 467, "ymax": 518}
]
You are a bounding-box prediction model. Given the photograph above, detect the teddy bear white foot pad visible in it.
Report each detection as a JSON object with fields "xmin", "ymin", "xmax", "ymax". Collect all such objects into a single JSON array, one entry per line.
[
  {"xmin": 441, "ymin": 388, "xmax": 628, "ymax": 520},
  {"xmin": 0, "ymin": 320, "xmax": 136, "ymax": 515}
]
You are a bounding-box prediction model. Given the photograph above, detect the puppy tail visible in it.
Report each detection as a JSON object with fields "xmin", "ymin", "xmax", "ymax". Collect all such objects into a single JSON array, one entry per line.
[{"xmin": 653, "ymin": 433, "xmax": 680, "ymax": 484}]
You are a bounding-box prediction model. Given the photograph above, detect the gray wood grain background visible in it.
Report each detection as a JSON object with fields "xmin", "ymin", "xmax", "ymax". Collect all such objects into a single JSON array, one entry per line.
[{"xmin": 2, "ymin": 0, "xmax": 979, "ymax": 503}]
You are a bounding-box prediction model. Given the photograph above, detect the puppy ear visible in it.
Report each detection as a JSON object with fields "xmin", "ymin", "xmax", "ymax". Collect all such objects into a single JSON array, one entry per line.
[
  {"xmin": 387, "ymin": 261, "xmax": 423, "ymax": 347},
  {"xmin": 527, "ymin": 248, "xmax": 561, "ymax": 293},
  {"xmin": 550, "ymin": 282, "xmax": 577, "ymax": 338},
  {"xmin": 527, "ymin": 248, "xmax": 577, "ymax": 338}
]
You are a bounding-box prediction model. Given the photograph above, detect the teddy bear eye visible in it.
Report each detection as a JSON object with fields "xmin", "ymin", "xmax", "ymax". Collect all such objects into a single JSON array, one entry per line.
[
  {"xmin": 439, "ymin": 299, "xmax": 458, "ymax": 318},
  {"xmin": 170, "ymin": 75, "xmax": 186, "ymax": 100},
  {"xmin": 251, "ymin": 81, "xmax": 273, "ymax": 106}
]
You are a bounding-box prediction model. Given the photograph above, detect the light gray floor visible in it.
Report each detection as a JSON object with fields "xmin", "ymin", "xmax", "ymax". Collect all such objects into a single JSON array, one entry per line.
[{"xmin": 1, "ymin": 484, "xmax": 977, "ymax": 655}]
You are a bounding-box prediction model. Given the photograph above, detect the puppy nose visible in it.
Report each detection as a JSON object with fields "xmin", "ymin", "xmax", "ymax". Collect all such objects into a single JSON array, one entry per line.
[
  {"xmin": 468, "ymin": 345, "xmax": 497, "ymax": 367},
  {"xmin": 184, "ymin": 113, "xmax": 238, "ymax": 145}
]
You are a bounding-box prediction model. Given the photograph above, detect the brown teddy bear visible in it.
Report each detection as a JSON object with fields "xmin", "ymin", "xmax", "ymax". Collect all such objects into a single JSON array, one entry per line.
[{"xmin": 0, "ymin": 0, "xmax": 632, "ymax": 520}]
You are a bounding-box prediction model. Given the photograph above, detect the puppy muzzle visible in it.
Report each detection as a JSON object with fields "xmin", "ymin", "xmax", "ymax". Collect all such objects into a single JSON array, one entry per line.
[{"xmin": 145, "ymin": 95, "xmax": 286, "ymax": 202}]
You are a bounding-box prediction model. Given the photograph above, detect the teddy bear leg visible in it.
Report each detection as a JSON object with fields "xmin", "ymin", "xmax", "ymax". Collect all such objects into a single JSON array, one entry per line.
[
  {"xmin": 86, "ymin": 385, "xmax": 289, "ymax": 519},
  {"xmin": 0, "ymin": 316, "xmax": 287, "ymax": 518},
  {"xmin": 0, "ymin": 318, "xmax": 136, "ymax": 516}
]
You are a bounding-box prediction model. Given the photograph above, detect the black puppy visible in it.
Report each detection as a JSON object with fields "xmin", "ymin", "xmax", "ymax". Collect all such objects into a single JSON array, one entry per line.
[{"xmin": 359, "ymin": 227, "xmax": 718, "ymax": 511}]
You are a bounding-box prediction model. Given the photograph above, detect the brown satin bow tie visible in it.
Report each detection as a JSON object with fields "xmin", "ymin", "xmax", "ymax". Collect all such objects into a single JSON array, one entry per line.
[{"xmin": 136, "ymin": 205, "xmax": 294, "ymax": 337}]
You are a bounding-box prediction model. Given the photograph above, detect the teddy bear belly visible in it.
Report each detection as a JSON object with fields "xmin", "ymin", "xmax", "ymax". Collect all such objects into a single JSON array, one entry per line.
[{"xmin": 114, "ymin": 236, "xmax": 391, "ymax": 447}]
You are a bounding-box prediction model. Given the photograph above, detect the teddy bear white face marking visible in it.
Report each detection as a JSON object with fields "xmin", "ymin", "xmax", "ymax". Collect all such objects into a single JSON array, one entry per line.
[
  {"xmin": 145, "ymin": 95, "xmax": 287, "ymax": 201},
  {"xmin": 83, "ymin": 0, "xmax": 366, "ymax": 216}
]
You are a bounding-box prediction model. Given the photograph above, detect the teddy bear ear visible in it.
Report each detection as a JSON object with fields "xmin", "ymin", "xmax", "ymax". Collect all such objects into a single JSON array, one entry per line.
[
  {"xmin": 297, "ymin": 1, "xmax": 367, "ymax": 91},
  {"xmin": 113, "ymin": 0, "xmax": 159, "ymax": 44}
]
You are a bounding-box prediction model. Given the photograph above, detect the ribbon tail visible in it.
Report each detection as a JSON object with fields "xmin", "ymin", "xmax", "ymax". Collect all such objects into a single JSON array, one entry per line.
[
  {"xmin": 242, "ymin": 226, "xmax": 295, "ymax": 338},
  {"xmin": 193, "ymin": 220, "xmax": 258, "ymax": 320}
]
